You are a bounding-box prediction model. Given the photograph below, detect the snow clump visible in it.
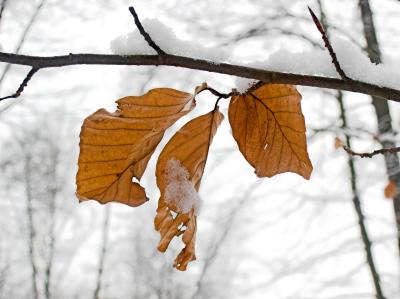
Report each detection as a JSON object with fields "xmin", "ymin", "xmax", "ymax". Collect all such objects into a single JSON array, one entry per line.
[
  {"xmin": 110, "ymin": 18, "xmax": 226, "ymax": 62},
  {"xmin": 233, "ymin": 36, "xmax": 400, "ymax": 91},
  {"xmin": 164, "ymin": 158, "xmax": 202, "ymax": 216}
]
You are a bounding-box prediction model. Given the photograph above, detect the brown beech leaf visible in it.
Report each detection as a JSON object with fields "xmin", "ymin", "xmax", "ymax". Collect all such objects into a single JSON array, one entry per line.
[
  {"xmin": 384, "ymin": 180, "xmax": 397, "ymax": 199},
  {"xmin": 155, "ymin": 108, "xmax": 224, "ymax": 271},
  {"xmin": 334, "ymin": 137, "xmax": 344, "ymax": 150},
  {"xmin": 229, "ymin": 83, "xmax": 313, "ymax": 179},
  {"xmin": 76, "ymin": 86, "xmax": 205, "ymax": 207}
]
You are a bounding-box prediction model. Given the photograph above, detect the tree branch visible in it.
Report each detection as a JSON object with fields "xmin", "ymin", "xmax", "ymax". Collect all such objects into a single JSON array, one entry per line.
[
  {"xmin": 0, "ymin": 68, "xmax": 37, "ymax": 101},
  {"xmin": 308, "ymin": 7, "xmax": 349, "ymax": 80},
  {"xmin": 0, "ymin": 52, "xmax": 400, "ymax": 102},
  {"xmin": 341, "ymin": 143, "xmax": 400, "ymax": 158},
  {"xmin": 0, "ymin": 5, "xmax": 399, "ymax": 103},
  {"xmin": 128, "ymin": 6, "xmax": 166, "ymax": 57},
  {"xmin": 0, "ymin": 0, "xmax": 46, "ymax": 107}
]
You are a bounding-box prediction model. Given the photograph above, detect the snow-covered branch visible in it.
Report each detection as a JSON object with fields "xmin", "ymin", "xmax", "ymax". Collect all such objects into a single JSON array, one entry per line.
[
  {"xmin": 1, "ymin": 5, "xmax": 400, "ymax": 103},
  {"xmin": 1, "ymin": 52, "xmax": 400, "ymax": 102}
]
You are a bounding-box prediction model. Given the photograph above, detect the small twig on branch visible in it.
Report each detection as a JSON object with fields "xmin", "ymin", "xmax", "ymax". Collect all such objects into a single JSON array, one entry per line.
[
  {"xmin": 0, "ymin": 67, "xmax": 38, "ymax": 102},
  {"xmin": 202, "ymin": 87, "xmax": 233, "ymax": 99},
  {"xmin": 0, "ymin": 0, "xmax": 8, "ymax": 27},
  {"xmin": 308, "ymin": 6, "xmax": 349, "ymax": 80},
  {"xmin": 128, "ymin": 6, "xmax": 166, "ymax": 57},
  {"xmin": 341, "ymin": 143, "xmax": 400, "ymax": 158}
]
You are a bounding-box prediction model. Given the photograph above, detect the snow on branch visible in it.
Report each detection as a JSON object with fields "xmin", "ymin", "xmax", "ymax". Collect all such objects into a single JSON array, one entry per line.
[
  {"xmin": 112, "ymin": 8, "xmax": 226, "ymax": 61},
  {"xmin": 1, "ymin": 5, "xmax": 400, "ymax": 103}
]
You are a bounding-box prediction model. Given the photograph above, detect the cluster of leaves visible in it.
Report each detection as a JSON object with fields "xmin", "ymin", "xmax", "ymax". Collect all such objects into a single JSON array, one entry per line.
[{"xmin": 76, "ymin": 82, "xmax": 313, "ymax": 271}]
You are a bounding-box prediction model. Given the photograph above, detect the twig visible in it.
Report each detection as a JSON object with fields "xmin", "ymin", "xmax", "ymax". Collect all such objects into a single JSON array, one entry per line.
[
  {"xmin": 0, "ymin": 68, "xmax": 38, "ymax": 101},
  {"xmin": 0, "ymin": 0, "xmax": 8, "ymax": 27},
  {"xmin": 213, "ymin": 96, "xmax": 223, "ymax": 111},
  {"xmin": 128, "ymin": 6, "xmax": 166, "ymax": 57},
  {"xmin": 0, "ymin": 0, "xmax": 46, "ymax": 111},
  {"xmin": 202, "ymin": 87, "xmax": 233, "ymax": 98},
  {"xmin": 308, "ymin": 6, "xmax": 349, "ymax": 80},
  {"xmin": 341, "ymin": 144, "xmax": 400, "ymax": 158},
  {"xmin": 0, "ymin": 0, "xmax": 46, "ymax": 86}
]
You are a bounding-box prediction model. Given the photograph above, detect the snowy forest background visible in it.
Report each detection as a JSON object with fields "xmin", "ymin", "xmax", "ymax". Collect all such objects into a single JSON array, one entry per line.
[{"xmin": 0, "ymin": 0, "xmax": 399, "ymax": 298}]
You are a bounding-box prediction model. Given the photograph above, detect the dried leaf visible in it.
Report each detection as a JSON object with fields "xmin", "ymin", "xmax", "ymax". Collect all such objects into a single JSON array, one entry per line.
[
  {"xmin": 334, "ymin": 137, "xmax": 344, "ymax": 150},
  {"xmin": 229, "ymin": 83, "xmax": 313, "ymax": 179},
  {"xmin": 155, "ymin": 108, "xmax": 224, "ymax": 270},
  {"xmin": 384, "ymin": 180, "xmax": 397, "ymax": 199},
  {"xmin": 76, "ymin": 87, "xmax": 204, "ymax": 207}
]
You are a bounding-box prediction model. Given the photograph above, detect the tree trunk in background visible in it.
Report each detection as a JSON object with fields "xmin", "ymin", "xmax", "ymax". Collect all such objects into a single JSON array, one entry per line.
[
  {"xmin": 358, "ymin": 0, "xmax": 400, "ymax": 256},
  {"xmin": 318, "ymin": 2, "xmax": 385, "ymax": 298},
  {"xmin": 44, "ymin": 204, "xmax": 55, "ymax": 299},
  {"xmin": 24, "ymin": 154, "xmax": 39, "ymax": 299},
  {"xmin": 93, "ymin": 206, "xmax": 111, "ymax": 299},
  {"xmin": 44, "ymin": 150, "xmax": 59, "ymax": 299},
  {"xmin": 337, "ymin": 91, "xmax": 386, "ymax": 299}
]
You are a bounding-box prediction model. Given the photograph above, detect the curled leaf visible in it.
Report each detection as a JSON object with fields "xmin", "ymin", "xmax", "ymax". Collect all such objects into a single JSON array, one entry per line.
[
  {"xmin": 384, "ymin": 180, "xmax": 397, "ymax": 199},
  {"xmin": 155, "ymin": 108, "xmax": 224, "ymax": 270},
  {"xmin": 229, "ymin": 83, "xmax": 313, "ymax": 179},
  {"xmin": 76, "ymin": 87, "xmax": 204, "ymax": 207},
  {"xmin": 334, "ymin": 137, "xmax": 344, "ymax": 150}
]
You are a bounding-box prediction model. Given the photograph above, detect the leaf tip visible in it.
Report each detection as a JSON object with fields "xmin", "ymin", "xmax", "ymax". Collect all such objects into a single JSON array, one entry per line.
[
  {"xmin": 194, "ymin": 82, "xmax": 208, "ymax": 94},
  {"xmin": 334, "ymin": 137, "xmax": 344, "ymax": 150},
  {"xmin": 384, "ymin": 180, "xmax": 397, "ymax": 199}
]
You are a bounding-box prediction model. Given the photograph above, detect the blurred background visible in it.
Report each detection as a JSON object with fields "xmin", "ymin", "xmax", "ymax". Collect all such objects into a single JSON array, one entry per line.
[{"xmin": 0, "ymin": 0, "xmax": 399, "ymax": 298}]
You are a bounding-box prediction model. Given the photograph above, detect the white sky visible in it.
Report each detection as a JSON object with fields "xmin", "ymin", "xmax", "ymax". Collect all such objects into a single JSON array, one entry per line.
[{"xmin": 0, "ymin": 0, "xmax": 399, "ymax": 298}]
